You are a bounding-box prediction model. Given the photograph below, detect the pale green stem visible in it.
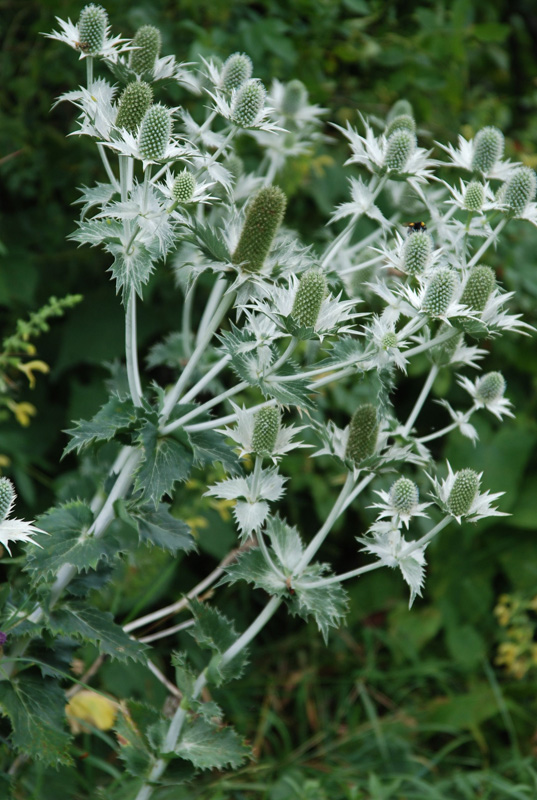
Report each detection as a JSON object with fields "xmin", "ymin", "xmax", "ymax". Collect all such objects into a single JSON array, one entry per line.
[
  {"xmin": 403, "ymin": 329, "xmax": 455, "ymax": 358},
  {"xmin": 251, "ymin": 457, "xmax": 286, "ymax": 580},
  {"xmin": 299, "ymin": 560, "xmax": 383, "ymax": 589},
  {"xmin": 86, "ymin": 56, "xmax": 93, "ymax": 88},
  {"xmin": 199, "ymin": 109, "xmax": 217, "ymax": 135},
  {"xmin": 467, "ymin": 218, "xmax": 507, "ymax": 269},
  {"xmin": 195, "ymin": 279, "xmax": 227, "ymax": 346},
  {"xmin": 160, "ymin": 291, "xmax": 235, "ymax": 424},
  {"xmin": 97, "ymin": 143, "xmax": 119, "ymax": 191},
  {"xmin": 197, "ymin": 128, "xmax": 235, "ymax": 176},
  {"xmin": 338, "ymin": 472, "xmax": 375, "ymax": 515},
  {"xmin": 135, "ymin": 596, "xmax": 282, "ymax": 800},
  {"xmin": 270, "ymin": 337, "xmax": 298, "ymax": 373},
  {"xmin": 150, "ymin": 163, "xmax": 168, "ymax": 185},
  {"xmin": 126, "ymin": 290, "xmax": 143, "ymax": 407},
  {"xmin": 339, "ymin": 252, "xmax": 385, "ymax": 276},
  {"xmin": 400, "ymin": 364, "xmax": 438, "ymax": 438},
  {"xmin": 182, "ymin": 282, "xmax": 196, "ymax": 359},
  {"xmin": 400, "ymin": 515, "xmax": 452, "ymax": 558},
  {"xmin": 417, "ymin": 405, "xmax": 477, "ymax": 444},
  {"xmin": 161, "ymin": 381, "xmax": 247, "ymax": 435},
  {"xmin": 184, "ymin": 399, "xmax": 277, "ymax": 433},
  {"xmin": 180, "ymin": 355, "xmax": 231, "ymax": 405},
  {"xmin": 263, "ymin": 157, "xmax": 279, "ymax": 187}
]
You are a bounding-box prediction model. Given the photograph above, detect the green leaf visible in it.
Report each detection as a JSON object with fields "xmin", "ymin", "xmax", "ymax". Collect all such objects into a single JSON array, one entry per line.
[
  {"xmin": 133, "ymin": 504, "xmax": 195, "ymax": 555},
  {"xmin": 188, "ymin": 429, "xmax": 240, "ymax": 474},
  {"xmin": 69, "ymin": 218, "xmax": 123, "ymax": 247},
  {"xmin": 24, "ymin": 502, "xmax": 122, "ymax": 579},
  {"xmin": 220, "ymin": 547, "xmax": 286, "ymax": 595},
  {"xmin": 46, "ymin": 603, "xmax": 147, "ymax": 663},
  {"xmin": 183, "ymin": 218, "xmax": 231, "ymax": 264},
  {"xmin": 171, "ymin": 652, "xmax": 197, "ymax": 698},
  {"xmin": 107, "ymin": 238, "xmax": 158, "ymax": 301},
  {"xmin": 188, "ymin": 600, "xmax": 248, "ymax": 685},
  {"xmin": 265, "ymin": 516, "xmax": 303, "ymax": 572},
  {"xmin": 75, "ymin": 182, "xmax": 118, "ymax": 219},
  {"xmin": 0, "ymin": 677, "xmax": 72, "ymax": 766},
  {"xmin": 63, "ymin": 393, "xmax": 139, "ymax": 456},
  {"xmin": 135, "ymin": 420, "xmax": 194, "ymax": 507},
  {"xmin": 174, "ymin": 718, "xmax": 250, "ymax": 770},
  {"xmin": 292, "ymin": 564, "xmax": 349, "ymax": 643}
]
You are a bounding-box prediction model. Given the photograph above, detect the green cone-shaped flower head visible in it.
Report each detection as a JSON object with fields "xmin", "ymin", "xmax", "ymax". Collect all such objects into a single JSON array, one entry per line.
[
  {"xmin": 463, "ymin": 180, "xmax": 485, "ymax": 212},
  {"xmin": 172, "ymin": 170, "xmax": 196, "ymax": 204},
  {"xmin": 381, "ymin": 331, "xmax": 398, "ymax": 349},
  {"xmin": 461, "ymin": 265, "xmax": 496, "ymax": 312},
  {"xmin": 221, "ymin": 52, "xmax": 253, "ymax": 92},
  {"xmin": 138, "ymin": 103, "xmax": 171, "ymax": 160},
  {"xmin": 422, "ymin": 268, "xmax": 458, "ymax": 316},
  {"xmin": 476, "ymin": 371, "xmax": 505, "ymax": 403},
  {"xmin": 252, "ymin": 407, "xmax": 281, "ymax": 458},
  {"xmin": 503, "ymin": 166, "xmax": 537, "ymax": 215},
  {"xmin": 447, "ymin": 469, "xmax": 480, "ymax": 517},
  {"xmin": 0, "ymin": 477, "xmax": 14, "ymax": 523},
  {"xmin": 232, "ymin": 186, "xmax": 287, "ymax": 273},
  {"xmin": 403, "ymin": 230, "xmax": 432, "ymax": 275},
  {"xmin": 390, "ymin": 477, "xmax": 419, "ymax": 514},
  {"xmin": 471, "ymin": 126, "xmax": 504, "ymax": 174},
  {"xmin": 281, "ymin": 80, "xmax": 308, "ymax": 116},
  {"xmin": 116, "ymin": 81, "xmax": 153, "ymax": 134},
  {"xmin": 291, "ymin": 270, "xmax": 326, "ymax": 328},
  {"xmin": 385, "ymin": 114, "xmax": 416, "ymax": 140},
  {"xmin": 129, "ymin": 25, "xmax": 161, "ymax": 74},
  {"xmin": 387, "ymin": 99, "xmax": 413, "ymax": 123},
  {"xmin": 345, "ymin": 404, "xmax": 379, "ymax": 465},
  {"xmin": 78, "ymin": 4, "xmax": 108, "ymax": 54},
  {"xmin": 232, "ymin": 79, "xmax": 266, "ymax": 128},
  {"xmin": 384, "ymin": 129, "xmax": 416, "ymax": 172}
]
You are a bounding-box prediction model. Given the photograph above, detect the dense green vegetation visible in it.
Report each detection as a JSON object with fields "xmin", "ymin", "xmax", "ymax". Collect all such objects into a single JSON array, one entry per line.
[{"xmin": 1, "ymin": 1, "xmax": 537, "ymax": 797}]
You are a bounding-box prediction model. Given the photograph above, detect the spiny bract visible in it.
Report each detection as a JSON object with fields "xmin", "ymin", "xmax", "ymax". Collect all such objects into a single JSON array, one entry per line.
[{"xmin": 447, "ymin": 469, "xmax": 480, "ymax": 517}]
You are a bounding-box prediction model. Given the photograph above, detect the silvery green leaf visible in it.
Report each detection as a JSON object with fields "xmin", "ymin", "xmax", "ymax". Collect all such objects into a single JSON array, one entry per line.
[
  {"xmin": 265, "ymin": 515, "xmax": 303, "ymax": 572},
  {"xmin": 106, "ymin": 238, "xmax": 158, "ymax": 300},
  {"xmin": 75, "ymin": 182, "xmax": 118, "ymax": 218},
  {"xmin": 70, "ymin": 218, "xmax": 123, "ymax": 247}
]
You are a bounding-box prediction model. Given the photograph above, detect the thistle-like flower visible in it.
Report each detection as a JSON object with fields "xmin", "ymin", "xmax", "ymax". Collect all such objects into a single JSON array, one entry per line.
[
  {"xmin": 45, "ymin": 6, "xmax": 129, "ymax": 60},
  {"xmin": 171, "ymin": 170, "xmax": 197, "ymax": 204},
  {"xmin": 429, "ymin": 462, "xmax": 506, "ymax": 523},
  {"xmin": 471, "ymin": 126, "xmax": 504, "ymax": 174},
  {"xmin": 421, "ymin": 268, "xmax": 459, "ymax": 317},
  {"xmin": 370, "ymin": 476, "xmax": 431, "ymax": 528},
  {"xmin": 385, "ymin": 114, "xmax": 416, "ymax": 140},
  {"xmin": 129, "ymin": 25, "xmax": 162, "ymax": 74},
  {"xmin": 208, "ymin": 81, "xmax": 283, "ymax": 134},
  {"xmin": 457, "ymin": 372, "xmax": 514, "ymax": 420},
  {"xmin": 441, "ymin": 178, "xmax": 498, "ymax": 215},
  {"xmin": 232, "ymin": 186, "xmax": 287, "ymax": 273},
  {"xmin": 402, "ymin": 229, "xmax": 433, "ymax": 275},
  {"xmin": 0, "ymin": 478, "xmax": 46, "ymax": 555},
  {"xmin": 500, "ymin": 166, "xmax": 537, "ymax": 218},
  {"xmin": 219, "ymin": 404, "xmax": 308, "ymax": 463},
  {"xmin": 384, "ymin": 129, "xmax": 417, "ymax": 173},
  {"xmin": 345, "ymin": 404, "xmax": 379, "ymax": 465},
  {"xmin": 437, "ymin": 129, "xmax": 516, "ymax": 181},
  {"xmin": 115, "ymin": 81, "xmax": 153, "ymax": 134},
  {"xmin": 221, "ymin": 52, "xmax": 253, "ymax": 92},
  {"xmin": 291, "ymin": 270, "xmax": 327, "ymax": 328},
  {"xmin": 138, "ymin": 103, "xmax": 171, "ymax": 160}
]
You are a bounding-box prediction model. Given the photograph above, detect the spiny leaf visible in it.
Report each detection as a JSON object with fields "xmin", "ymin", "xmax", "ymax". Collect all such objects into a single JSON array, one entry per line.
[
  {"xmin": 0, "ymin": 678, "xmax": 72, "ymax": 766},
  {"xmin": 131, "ymin": 503, "xmax": 195, "ymax": 555},
  {"xmin": 173, "ymin": 718, "xmax": 250, "ymax": 770},
  {"xmin": 46, "ymin": 603, "xmax": 147, "ymax": 663},
  {"xmin": 63, "ymin": 393, "xmax": 139, "ymax": 456},
  {"xmin": 135, "ymin": 420, "xmax": 194, "ymax": 507}
]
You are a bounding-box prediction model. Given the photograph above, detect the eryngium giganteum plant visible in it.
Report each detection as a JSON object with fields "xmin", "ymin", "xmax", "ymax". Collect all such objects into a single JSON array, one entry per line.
[{"xmin": 1, "ymin": 4, "xmax": 534, "ymax": 795}]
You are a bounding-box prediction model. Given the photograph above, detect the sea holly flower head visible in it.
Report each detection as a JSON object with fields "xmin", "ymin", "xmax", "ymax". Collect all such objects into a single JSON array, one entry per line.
[
  {"xmin": 345, "ymin": 404, "xmax": 379, "ymax": 466},
  {"xmin": 231, "ymin": 186, "xmax": 287, "ymax": 273},
  {"xmin": 249, "ymin": 272, "xmax": 361, "ymax": 342},
  {"xmin": 208, "ymin": 81, "xmax": 284, "ymax": 134},
  {"xmin": 115, "ymin": 81, "xmax": 153, "ymax": 134},
  {"xmin": 45, "ymin": 6, "xmax": 129, "ymax": 60},
  {"xmin": 221, "ymin": 52, "xmax": 253, "ymax": 92},
  {"xmin": 429, "ymin": 462, "xmax": 506, "ymax": 523},
  {"xmin": 267, "ymin": 79, "xmax": 327, "ymax": 128},
  {"xmin": 457, "ymin": 372, "xmax": 514, "ymax": 420},
  {"xmin": 436, "ymin": 129, "xmax": 517, "ymax": 181},
  {"xmin": 0, "ymin": 477, "xmax": 47, "ymax": 555},
  {"xmin": 220, "ymin": 404, "xmax": 308, "ymax": 463},
  {"xmin": 361, "ymin": 316, "xmax": 409, "ymax": 372},
  {"xmin": 103, "ymin": 105, "xmax": 191, "ymax": 167},
  {"xmin": 129, "ymin": 25, "xmax": 162, "ymax": 75},
  {"xmin": 370, "ymin": 476, "xmax": 431, "ymax": 528},
  {"xmin": 385, "ymin": 114, "xmax": 416, "ymax": 140},
  {"xmin": 497, "ymin": 166, "xmax": 537, "ymax": 225},
  {"xmin": 441, "ymin": 178, "xmax": 498, "ymax": 215},
  {"xmin": 374, "ymin": 230, "xmax": 443, "ymax": 277}
]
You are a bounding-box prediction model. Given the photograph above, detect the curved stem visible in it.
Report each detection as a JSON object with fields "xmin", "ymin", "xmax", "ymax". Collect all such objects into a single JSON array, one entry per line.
[
  {"xmin": 400, "ymin": 364, "xmax": 438, "ymax": 438},
  {"xmin": 161, "ymin": 380, "xmax": 247, "ymax": 435}
]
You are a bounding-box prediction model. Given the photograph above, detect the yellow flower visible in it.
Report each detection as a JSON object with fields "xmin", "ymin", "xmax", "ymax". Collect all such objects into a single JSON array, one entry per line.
[
  {"xmin": 16, "ymin": 359, "xmax": 49, "ymax": 389},
  {"xmin": 66, "ymin": 690, "xmax": 118, "ymax": 734},
  {"xmin": 6, "ymin": 400, "xmax": 37, "ymax": 427}
]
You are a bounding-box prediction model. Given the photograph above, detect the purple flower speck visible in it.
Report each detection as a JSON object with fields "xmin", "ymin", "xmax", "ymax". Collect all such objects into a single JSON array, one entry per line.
[{"xmin": 0, "ymin": 632, "xmax": 7, "ymax": 646}]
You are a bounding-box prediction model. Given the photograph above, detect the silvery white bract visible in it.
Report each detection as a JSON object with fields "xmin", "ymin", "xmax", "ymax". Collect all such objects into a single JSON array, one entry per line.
[
  {"xmin": 457, "ymin": 374, "xmax": 514, "ymax": 420},
  {"xmin": 436, "ymin": 134, "xmax": 518, "ymax": 181},
  {"xmin": 0, "ymin": 479, "xmax": 47, "ymax": 556},
  {"xmin": 219, "ymin": 403, "xmax": 309, "ymax": 462},
  {"xmin": 45, "ymin": 15, "xmax": 130, "ymax": 60},
  {"xmin": 428, "ymin": 462, "xmax": 507, "ymax": 523},
  {"xmin": 205, "ymin": 467, "xmax": 287, "ymax": 538},
  {"xmin": 53, "ymin": 79, "xmax": 118, "ymax": 140},
  {"xmin": 369, "ymin": 487, "xmax": 431, "ymax": 529}
]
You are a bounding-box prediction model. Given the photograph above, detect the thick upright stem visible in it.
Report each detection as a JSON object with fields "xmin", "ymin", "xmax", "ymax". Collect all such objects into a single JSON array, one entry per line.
[{"xmin": 126, "ymin": 290, "xmax": 143, "ymax": 407}]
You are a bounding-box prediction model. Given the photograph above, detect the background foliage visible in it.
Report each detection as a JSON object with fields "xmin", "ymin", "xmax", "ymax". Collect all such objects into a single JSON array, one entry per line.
[{"xmin": 1, "ymin": 0, "xmax": 537, "ymax": 797}]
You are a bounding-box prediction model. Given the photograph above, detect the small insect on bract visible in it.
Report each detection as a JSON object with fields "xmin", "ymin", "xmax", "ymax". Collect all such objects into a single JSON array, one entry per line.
[{"xmin": 404, "ymin": 221, "xmax": 427, "ymax": 233}]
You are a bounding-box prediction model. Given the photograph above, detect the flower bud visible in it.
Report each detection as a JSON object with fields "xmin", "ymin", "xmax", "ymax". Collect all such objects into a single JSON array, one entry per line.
[
  {"xmin": 129, "ymin": 25, "xmax": 161, "ymax": 74},
  {"xmin": 251, "ymin": 407, "xmax": 281, "ymax": 457},
  {"xmin": 345, "ymin": 404, "xmax": 379, "ymax": 465},
  {"xmin": 390, "ymin": 477, "xmax": 419, "ymax": 514},
  {"xmin": 291, "ymin": 270, "xmax": 326, "ymax": 328},
  {"xmin": 232, "ymin": 186, "xmax": 286, "ymax": 273},
  {"xmin": 281, "ymin": 80, "xmax": 308, "ymax": 116},
  {"xmin": 138, "ymin": 104, "xmax": 171, "ymax": 160},
  {"xmin": 463, "ymin": 180, "xmax": 485, "ymax": 212},
  {"xmin": 476, "ymin": 371, "xmax": 506, "ymax": 403},
  {"xmin": 387, "ymin": 99, "xmax": 413, "ymax": 123},
  {"xmin": 231, "ymin": 79, "xmax": 266, "ymax": 128},
  {"xmin": 78, "ymin": 4, "xmax": 108, "ymax": 54},
  {"xmin": 421, "ymin": 268, "xmax": 458, "ymax": 316},
  {"xmin": 471, "ymin": 126, "xmax": 504, "ymax": 174},
  {"xmin": 447, "ymin": 469, "xmax": 480, "ymax": 517},
  {"xmin": 381, "ymin": 331, "xmax": 398, "ymax": 349},
  {"xmin": 384, "ymin": 129, "xmax": 416, "ymax": 172},
  {"xmin": 172, "ymin": 170, "xmax": 196, "ymax": 204},
  {"xmin": 115, "ymin": 81, "xmax": 153, "ymax": 134},
  {"xmin": 0, "ymin": 477, "xmax": 14, "ymax": 523},
  {"xmin": 403, "ymin": 230, "xmax": 432, "ymax": 275},
  {"xmin": 221, "ymin": 52, "xmax": 253, "ymax": 92},
  {"xmin": 385, "ymin": 114, "xmax": 416, "ymax": 140},
  {"xmin": 503, "ymin": 166, "xmax": 537, "ymax": 215},
  {"xmin": 461, "ymin": 265, "xmax": 496, "ymax": 312}
]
